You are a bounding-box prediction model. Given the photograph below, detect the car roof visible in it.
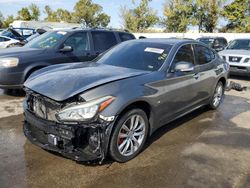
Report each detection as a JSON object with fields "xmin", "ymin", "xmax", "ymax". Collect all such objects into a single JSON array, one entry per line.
[
  {"xmin": 133, "ymin": 38, "xmax": 195, "ymax": 45},
  {"xmin": 197, "ymin": 37, "xmax": 226, "ymax": 39},
  {"xmin": 52, "ymin": 28, "xmax": 133, "ymax": 34}
]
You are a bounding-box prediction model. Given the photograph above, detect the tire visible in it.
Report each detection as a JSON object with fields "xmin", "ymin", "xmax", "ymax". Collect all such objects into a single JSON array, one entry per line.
[
  {"xmin": 208, "ymin": 81, "xmax": 224, "ymax": 110},
  {"xmin": 109, "ymin": 108, "xmax": 149, "ymax": 162}
]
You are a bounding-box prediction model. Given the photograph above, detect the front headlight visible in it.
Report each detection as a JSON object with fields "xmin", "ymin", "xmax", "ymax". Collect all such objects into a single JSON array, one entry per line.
[
  {"xmin": 56, "ymin": 96, "xmax": 115, "ymax": 122},
  {"xmin": 0, "ymin": 58, "xmax": 19, "ymax": 68}
]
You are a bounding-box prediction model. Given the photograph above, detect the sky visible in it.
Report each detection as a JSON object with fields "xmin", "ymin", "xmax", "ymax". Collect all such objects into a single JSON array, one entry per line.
[{"xmin": 0, "ymin": 0, "xmax": 167, "ymax": 28}]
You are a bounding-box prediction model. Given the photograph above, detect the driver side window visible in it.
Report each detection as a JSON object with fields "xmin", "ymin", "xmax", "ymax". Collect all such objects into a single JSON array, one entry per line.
[
  {"xmin": 171, "ymin": 44, "xmax": 195, "ymax": 72},
  {"xmin": 64, "ymin": 32, "xmax": 90, "ymax": 52}
]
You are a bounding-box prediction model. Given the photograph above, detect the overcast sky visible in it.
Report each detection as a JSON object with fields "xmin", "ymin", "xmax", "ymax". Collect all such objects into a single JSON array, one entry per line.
[{"xmin": 0, "ymin": 0, "xmax": 166, "ymax": 28}]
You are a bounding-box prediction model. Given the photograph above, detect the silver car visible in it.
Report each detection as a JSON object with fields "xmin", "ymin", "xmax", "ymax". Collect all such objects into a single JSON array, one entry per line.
[{"xmin": 219, "ymin": 39, "xmax": 250, "ymax": 76}]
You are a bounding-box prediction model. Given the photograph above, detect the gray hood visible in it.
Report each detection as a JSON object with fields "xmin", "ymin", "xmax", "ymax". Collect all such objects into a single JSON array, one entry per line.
[{"xmin": 24, "ymin": 62, "xmax": 149, "ymax": 101}]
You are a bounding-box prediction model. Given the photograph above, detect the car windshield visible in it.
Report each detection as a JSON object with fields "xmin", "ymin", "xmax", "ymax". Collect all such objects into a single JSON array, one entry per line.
[
  {"xmin": 227, "ymin": 39, "xmax": 250, "ymax": 50},
  {"xmin": 97, "ymin": 41, "xmax": 172, "ymax": 71},
  {"xmin": 25, "ymin": 31, "xmax": 67, "ymax": 49},
  {"xmin": 198, "ymin": 38, "xmax": 214, "ymax": 47}
]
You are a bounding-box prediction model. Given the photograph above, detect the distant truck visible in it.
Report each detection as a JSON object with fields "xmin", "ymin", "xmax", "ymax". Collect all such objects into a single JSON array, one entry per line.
[{"xmin": 10, "ymin": 20, "xmax": 81, "ymax": 30}]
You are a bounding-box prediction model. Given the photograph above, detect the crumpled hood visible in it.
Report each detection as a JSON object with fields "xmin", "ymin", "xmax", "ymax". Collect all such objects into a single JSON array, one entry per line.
[
  {"xmin": 219, "ymin": 49, "xmax": 250, "ymax": 56},
  {"xmin": 24, "ymin": 62, "xmax": 149, "ymax": 101},
  {"xmin": 0, "ymin": 47, "xmax": 44, "ymax": 58}
]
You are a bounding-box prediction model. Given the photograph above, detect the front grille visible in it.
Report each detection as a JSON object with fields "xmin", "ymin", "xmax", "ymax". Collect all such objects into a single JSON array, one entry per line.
[{"xmin": 229, "ymin": 56, "xmax": 242, "ymax": 62}]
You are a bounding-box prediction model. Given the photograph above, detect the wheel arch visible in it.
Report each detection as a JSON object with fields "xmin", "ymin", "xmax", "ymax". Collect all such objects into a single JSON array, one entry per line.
[
  {"xmin": 23, "ymin": 63, "xmax": 49, "ymax": 82},
  {"xmin": 114, "ymin": 100, "xmax": 155, "ymax": 136}
]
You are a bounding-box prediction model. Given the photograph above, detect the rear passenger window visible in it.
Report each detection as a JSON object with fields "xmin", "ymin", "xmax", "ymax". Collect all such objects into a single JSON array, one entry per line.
[
  {"xmin": 119, "ymin": 33, "xmax": 135, "ymax": 42},
  {"xmin": 92, "ymin": 31, "xmax": 117, "ymax": 51},
  {"xmin": 194, "ymin": 44, "xmax": 215, "ymax": 65}
]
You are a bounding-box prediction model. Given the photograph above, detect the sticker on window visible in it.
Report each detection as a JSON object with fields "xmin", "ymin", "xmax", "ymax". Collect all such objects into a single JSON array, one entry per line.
[
  {"xmin": 144, "ymin": 47, "xmax": 164, "ymax": 54},
  {"xmin": 57, "ymin": 31, "xmax": 67, "ymax": 35}
]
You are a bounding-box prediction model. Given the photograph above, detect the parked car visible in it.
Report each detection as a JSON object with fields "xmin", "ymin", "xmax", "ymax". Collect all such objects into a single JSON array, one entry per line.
[
  {"xmin": 13, "ymin": 28, "xmax": 36, "ymax": 39},
  {"xmin": 219, "ymin": 39, "xmax": 250, "ymax": 76},
  {"xmin": 197, "ymin": 37, "xmax": 228, "ymax": 52},
  {"xmin": 0, "ymin": 28, "xmax": 135, "ymax": 89},
  {"xmin": 1, "ymin": 28, "xmax": 26, "ymax": 41},
  {"xmin": 23, "ymin": 39, "xmax": 229, "ymax": 163},
  {"xmin": 0, "ymin": 36, "xmax": 21, "ymax": 48}
]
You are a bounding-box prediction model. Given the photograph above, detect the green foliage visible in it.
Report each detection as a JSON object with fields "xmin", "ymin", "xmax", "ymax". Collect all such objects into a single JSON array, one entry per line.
[
  {"xmin": 17, "ymin": 7, "xmax": 32, "ymax": 21},
  {"xmin": 162, "ymin": 0, "xmax": 224, "ymax": 32},
  {"xmin": 29, "ymin": 3, "xmax": 40, "ymax": 21},
  {"xmin": 44, "ymin": 6, "xmax": 73, "ymax": 23},
  {"xmin": 121, "ymin": 0, "xmax": 159, "ymax": 32},
  {"xmin": 72, "ymin": 0, "xmax": 110, "ymax": 27},
  {"xmin": 162, "ymin": 0, "xmax": 194, "ymax": 32},
  {"xmin": 193, "ymin": 0, "xmax": 224, "ymax": 32},
  {"xmin": 16, "ymin": 4, "xmax": 40, "ymax": 21},
  {"xmin": 2, "ymin": 15, "xmax": 14, "ymax": 28},
  {"xmin": 0, "ymin": 12, "xmax": 4, "ymax": 28},
  {"xmin": 221, "ymin": 0, "xmax": 250, "ymax": 32}
]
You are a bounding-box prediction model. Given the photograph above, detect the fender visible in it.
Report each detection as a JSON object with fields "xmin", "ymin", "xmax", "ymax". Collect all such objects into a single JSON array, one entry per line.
[{"xmin": 23, "ymin": 62, "xmax": 51, "ymax": 83}]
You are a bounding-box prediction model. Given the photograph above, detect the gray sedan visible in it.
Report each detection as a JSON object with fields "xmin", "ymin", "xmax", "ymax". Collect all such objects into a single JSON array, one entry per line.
[{"xmin": 23, "ymin": 39, "xmax": 229, "ymax": 163}]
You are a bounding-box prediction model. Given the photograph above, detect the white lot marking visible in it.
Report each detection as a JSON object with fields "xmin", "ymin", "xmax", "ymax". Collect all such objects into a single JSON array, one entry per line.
[{"xmin": 0, "ymin": 99, "xmax": 24, "ymax": 118}]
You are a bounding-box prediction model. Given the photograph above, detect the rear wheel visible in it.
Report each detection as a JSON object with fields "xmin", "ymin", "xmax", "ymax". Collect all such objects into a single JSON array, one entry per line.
[
  {"xmin": 208, "ymin": 81, "xmax": 224, "ymax": 109},
  {"xmin": 109, "ymin": 108, "xmax": 149, "ymax": 162}
]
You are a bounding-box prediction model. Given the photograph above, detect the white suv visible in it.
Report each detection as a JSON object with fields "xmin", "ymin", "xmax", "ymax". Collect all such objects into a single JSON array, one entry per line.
[{"xmin": 219, "ymin": 39, "xmax": 250, "ymax": 76}]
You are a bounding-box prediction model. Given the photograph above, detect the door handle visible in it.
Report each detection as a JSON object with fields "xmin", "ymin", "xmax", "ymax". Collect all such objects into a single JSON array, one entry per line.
[{"xmin": 193, "ymin": 73, "xmax": 200, "ymax": 80}]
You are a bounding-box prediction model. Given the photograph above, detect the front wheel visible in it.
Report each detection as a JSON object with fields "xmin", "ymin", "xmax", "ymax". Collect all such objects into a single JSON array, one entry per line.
[
  {"xmin": 109, "ymin": 108, "xmax": 149, "ymax": 162},
  {"xmin": 208, "ymin": 81, "xmax": 224, "ymax": 110}
]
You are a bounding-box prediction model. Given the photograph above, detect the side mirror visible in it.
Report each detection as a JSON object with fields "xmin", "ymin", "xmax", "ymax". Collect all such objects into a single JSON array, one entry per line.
[
  {"xmin": 214, "ymin": 46, "xmax": 224, "ymax": 52},
  {"xmin": 60, "ymin": 46, "xmax": 73, "ymax": 52},
  {"xmin": 174, "ymin": 61, "xmax": 194, "ymax": 72}
]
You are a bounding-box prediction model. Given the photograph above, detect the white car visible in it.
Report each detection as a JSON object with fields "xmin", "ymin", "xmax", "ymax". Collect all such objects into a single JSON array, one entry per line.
[
  {"xmin": 219, "ymin": 39, "xmax": 250, "ymax": 76},
  {"xmin": 0, "ymin": 36, "xmax": 21, "ymax": 49}
]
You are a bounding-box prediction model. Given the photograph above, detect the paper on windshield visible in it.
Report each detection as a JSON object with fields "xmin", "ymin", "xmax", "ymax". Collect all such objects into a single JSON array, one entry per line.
[
  {"xmin": 144, "ymin": 47, "xmax": 164, "ymax": 54},
  {"xmin": 57, "ymin": 31, "xmax": 67, "ymax": 35}
]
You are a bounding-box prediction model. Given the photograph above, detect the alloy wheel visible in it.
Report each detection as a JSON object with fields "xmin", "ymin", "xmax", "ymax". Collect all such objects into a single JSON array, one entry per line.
[
  {"xmin": 117, "ymin": 115, "xmax": 146, "ymax": 157},
  {"xmin": 213, "ymin": 84, "xmax": 223, "ymax": 107}
]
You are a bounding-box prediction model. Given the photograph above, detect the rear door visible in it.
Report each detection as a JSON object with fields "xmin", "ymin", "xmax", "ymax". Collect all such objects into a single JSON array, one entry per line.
[
  {"xmin": 193, "ymin": 44, "xmax": 217, "ymax": 101},
  {"xmin": 90, "ymin": 31, "xmax": 118, "ymax": 59}
]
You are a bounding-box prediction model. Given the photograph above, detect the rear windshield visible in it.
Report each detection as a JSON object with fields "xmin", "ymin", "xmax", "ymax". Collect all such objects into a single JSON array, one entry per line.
[
  {"xmin": 97, "ymin": 41, "xmax": 172, "ymax": 71},
  {"xmin": 26, "ymin": 31, "xmax": 67, "ymax": 49},
  {"xmin": 198, "ymin": 38, "xmax": 214, "ymax": 47},
  {"xmin": 227, "ymin": 39, "xmax": 250, "ymax": 50}
]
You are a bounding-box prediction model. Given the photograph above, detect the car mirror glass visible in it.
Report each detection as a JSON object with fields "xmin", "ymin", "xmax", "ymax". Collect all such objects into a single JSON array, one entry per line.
[
  {"xmin": 174, "ymin": 61, "xmax": 194, "ymax": 72},
  {"xmin": 60, "ymin": 46, "xmax": 73, "ymax": 52}
]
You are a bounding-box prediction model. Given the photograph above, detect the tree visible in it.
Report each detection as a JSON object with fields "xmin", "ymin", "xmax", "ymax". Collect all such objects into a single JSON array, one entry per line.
[
  {"xmin": 121, "ymin": 0, "xmax": 159, "ymax": 32},
  {"xmin": 221, "ymin": 0, "xmax": 250, "ymax": 32},
  {"xmin": 17, "ymin": 7, "xmax": 32, "ymax": 21},
  {"xmin": 193, "ymin": 0, "xmax": 224, "ymax": 32},
  {"xmin": 55, "ymin": 9, "xmax": 73, "ymax": 23},
  {"xmin": 29, "ymin": 3, "xmax": 40, "ymax": 21},
  {"xmin": 0, "ymin": 12, "xmax": 4, "ymax": 28},
  {"xmin": 162, "ymin": 0, "xmax": 194, "ymax": 32},
  {"xmin": 44, "ymin": 5, "xmax": 57, "ymax": 22},
  {"xmin": 44, "ymin": 6, "xmax": 73, "ymax": 23},
  {"xmin": 72, "ymin": 0, "xmax": 110, "ymax": 27},
  {"xmin": 2, "ymin": 15, "xmax": 14, "ymax": 28}
]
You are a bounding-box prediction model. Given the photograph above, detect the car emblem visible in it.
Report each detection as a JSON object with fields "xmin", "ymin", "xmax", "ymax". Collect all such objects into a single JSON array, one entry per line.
[{"xmin": 232, "ymin": 57, "xmax": 238, "ymax": 62}]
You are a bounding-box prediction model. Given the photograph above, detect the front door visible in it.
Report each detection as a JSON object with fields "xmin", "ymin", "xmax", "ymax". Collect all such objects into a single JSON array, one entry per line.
[
  {"xmin": 54, "ymin": 32, "xmax": 93, "ymax": 64},
  {"xmin": 156, "ymin": 44, "xmax": 201, "ymax": 126}
]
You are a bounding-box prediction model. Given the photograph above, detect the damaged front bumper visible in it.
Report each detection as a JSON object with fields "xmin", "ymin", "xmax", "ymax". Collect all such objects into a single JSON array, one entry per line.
[{"xmin": 23, "ymin": 107, "xmax": 115, "ymax": 163}]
